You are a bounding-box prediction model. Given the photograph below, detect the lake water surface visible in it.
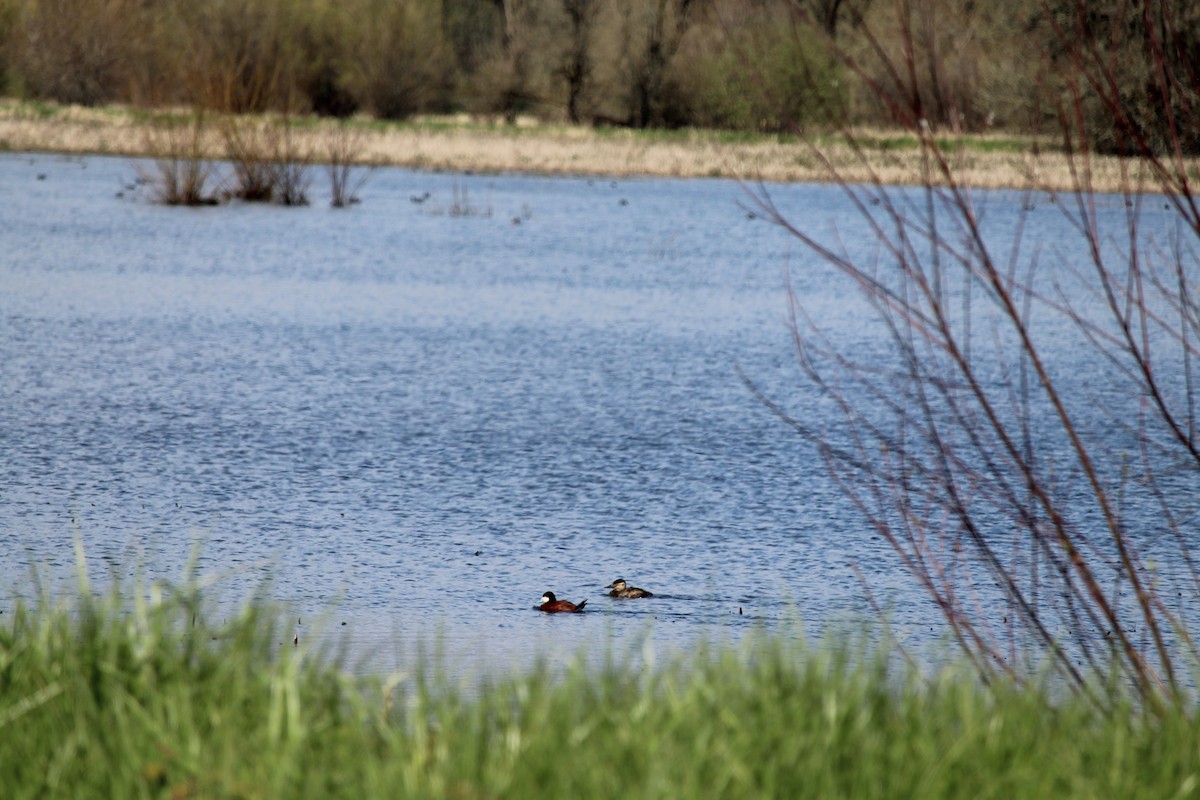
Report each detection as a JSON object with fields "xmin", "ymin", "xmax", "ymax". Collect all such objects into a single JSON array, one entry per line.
[{"xmin": 1, "ymin": 152, "xmax": 1191, "ymax": 680}]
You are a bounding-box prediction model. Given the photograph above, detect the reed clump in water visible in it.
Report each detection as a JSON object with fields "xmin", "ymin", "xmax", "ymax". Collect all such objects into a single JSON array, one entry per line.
[
  {"xmin": 136, "ymin": 108, "xmax": 221, "ymax": 206},
  {"xmin": 217, "ymin": 113, "xmax": 314, "ymax": 205},
  {"xmin": 325, "ymin": 120, "xmax": 371, "ymax": 208}
]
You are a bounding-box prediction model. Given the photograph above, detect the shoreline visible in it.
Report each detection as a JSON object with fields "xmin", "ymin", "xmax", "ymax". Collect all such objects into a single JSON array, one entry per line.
[{"xmin": 0, "ymin": 100, "xmax": 1176, "ymax": 194}]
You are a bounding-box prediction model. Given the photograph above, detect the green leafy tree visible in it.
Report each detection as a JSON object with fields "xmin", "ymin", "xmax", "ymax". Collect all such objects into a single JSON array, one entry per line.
[
  {"xmin": 339, "ymin": 0, "xmax": 455, "ymax": 120},
  {"xmin": 673, "ymin": 0, "xmax": 844, "ymax": 132}
]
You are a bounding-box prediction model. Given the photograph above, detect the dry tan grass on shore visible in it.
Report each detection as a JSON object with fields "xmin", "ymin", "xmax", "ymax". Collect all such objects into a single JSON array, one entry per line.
[{"xmin": 0, "ymin": 100, "xmax": 1182, "ymax": 195}]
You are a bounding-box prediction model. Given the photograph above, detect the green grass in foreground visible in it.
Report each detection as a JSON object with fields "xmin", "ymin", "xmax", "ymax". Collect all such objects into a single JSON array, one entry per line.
[{"xmin": 1, "ymin": 580, "xmax": 1197, "ymax": 799}]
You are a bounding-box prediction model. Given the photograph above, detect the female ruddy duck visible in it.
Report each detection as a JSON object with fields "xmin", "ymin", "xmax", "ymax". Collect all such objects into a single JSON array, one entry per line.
[
  {"xmin": 538, "ymin": 591, "xmax": 587, "ymax": 612},
  {"xmin": 606, "ymin": 578, "xmax": 653, "ymax": 598}
]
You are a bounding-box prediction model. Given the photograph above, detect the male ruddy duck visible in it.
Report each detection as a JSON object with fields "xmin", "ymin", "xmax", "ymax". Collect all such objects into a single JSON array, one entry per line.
[
  {"xmin": 538, "ymin": 591, "xmax": 587, "ymax": 612},
  {"xmin": 605, "ymin": 578, "xmax": 653, "ymax": 598}
]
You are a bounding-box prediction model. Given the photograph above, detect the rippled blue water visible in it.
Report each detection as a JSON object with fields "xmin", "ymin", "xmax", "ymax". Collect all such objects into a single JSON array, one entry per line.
[{"xmin": 1, "ymin": 152, "xmax": 1191, "ymax": 680}]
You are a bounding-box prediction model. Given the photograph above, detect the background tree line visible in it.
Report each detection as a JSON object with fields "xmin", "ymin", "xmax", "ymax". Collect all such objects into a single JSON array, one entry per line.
[{"xmin": 0, "ymin": 0, "xmax": 1196, "ymax": 152}]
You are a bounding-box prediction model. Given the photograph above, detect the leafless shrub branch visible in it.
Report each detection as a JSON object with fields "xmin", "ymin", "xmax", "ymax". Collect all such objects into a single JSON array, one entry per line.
[{"xmin": 744, "ymin": 0, "xmax": 1200, "ymax": 705}]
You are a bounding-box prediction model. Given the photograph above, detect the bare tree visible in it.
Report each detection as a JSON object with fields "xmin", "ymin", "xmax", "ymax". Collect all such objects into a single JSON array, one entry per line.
[
  {"xmin": 488, "ymin": 0, "xmax": 533, "ymax": 123},
  {"xmin": 561, "ymin": 0, "xmax": 599, "ymax": 123},
  {"xmin": 624, "ymin": 0, "xmax": 697, "ymax": 128}
]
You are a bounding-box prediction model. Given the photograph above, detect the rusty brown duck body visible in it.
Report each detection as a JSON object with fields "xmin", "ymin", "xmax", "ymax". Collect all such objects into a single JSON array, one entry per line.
[{"xmin": 538, "ymin": 591, "xmax": 588, "ymax": 612}]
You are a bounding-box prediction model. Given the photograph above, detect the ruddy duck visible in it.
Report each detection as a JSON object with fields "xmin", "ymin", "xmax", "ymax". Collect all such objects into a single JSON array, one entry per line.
[
  {"xmin": 605, "ymin": 578, "xmax": 653, "ymax": 598},
  {"xmin": 538, "ymin": 591, "xmax": 587, "ymax": 612}
]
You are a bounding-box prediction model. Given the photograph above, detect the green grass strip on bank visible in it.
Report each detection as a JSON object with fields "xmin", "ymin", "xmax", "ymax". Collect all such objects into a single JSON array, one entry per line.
[
  {"xmin": 1, "ymin": 574, "xmax": 1197, "ymax": 799},
  {"xmin": 0, "ymin": 97, "xmax": 1044, "ymax": 156}
]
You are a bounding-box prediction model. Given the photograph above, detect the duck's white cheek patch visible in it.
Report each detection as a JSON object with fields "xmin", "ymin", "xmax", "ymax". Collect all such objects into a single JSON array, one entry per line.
[{"xmin": 540, "ymin": 596, "xmax": 550, "ymax": 604}]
